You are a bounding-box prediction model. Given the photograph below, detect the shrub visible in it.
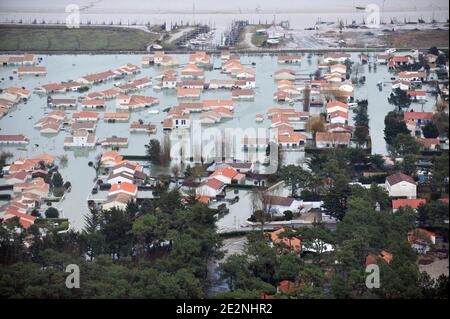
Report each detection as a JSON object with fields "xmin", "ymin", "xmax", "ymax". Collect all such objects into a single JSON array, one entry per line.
[{"xmin": 45, "ymin": 207, "xmax": 59, "ymax": 219}]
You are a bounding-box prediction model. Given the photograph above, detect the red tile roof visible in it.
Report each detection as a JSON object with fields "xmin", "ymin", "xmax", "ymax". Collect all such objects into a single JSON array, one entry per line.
[
  {"xmin": 270, "ymin": 228, "xmax": 301, "ymax": 252},
  {"xmin": 326, "ymin": 100, "xmax": 349, "ymax": 109},
  {"xmin": 203, "ymin": 178, "xmax": 225, "ymax": 190},
  {"xmin": 392, "ymin": 198, "xmax": 426, "ymax": 209},
  {"xmin": 109, "ymin": 182, "xmax": 137, "ymax": 195}
]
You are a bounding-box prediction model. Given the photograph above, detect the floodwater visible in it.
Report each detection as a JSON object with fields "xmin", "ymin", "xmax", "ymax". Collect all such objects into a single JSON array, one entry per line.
[{"xmin": 0, "ymin": 52, "xmax": 436, "ymax": 230}]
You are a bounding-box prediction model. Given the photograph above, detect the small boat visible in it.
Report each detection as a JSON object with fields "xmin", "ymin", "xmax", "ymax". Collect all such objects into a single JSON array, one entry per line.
[{"xmin": 148, "ymin": 110, "xmax": 159, "ymax": 114}]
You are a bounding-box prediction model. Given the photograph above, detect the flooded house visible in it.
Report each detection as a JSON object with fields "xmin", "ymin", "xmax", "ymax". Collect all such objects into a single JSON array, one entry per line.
[
  {"xmin": 189, "ymin": 51, "xmax": 212, "ymax": 68},
  {"xmin": 0, "ymin": 54, "xmax": 36, "ymax": 66},
  {"xmin": 323, "ymin": 53, "xmax": 351, "ymax": 63},
  {"xmin": 274, "ymin": 68, "xmax": 296, "ymax": 81},
  {"xmin": 81, "ymin": 99, "xmax": 106, "ymax": 111},
  {"xmin": 47, "ymin": 98, "xmax": 77, "ymax": 109},
  {"xmin": 232, "ymin": 89, "xmax": 255, "ymax": 100},
  {"xmin": 0, "ymin": 134, "xmax": 29, "ymax": 146},
  {"xmin": 180, "ymin": 64, "xmax": 205, "ymax": 80},
  {"xmin": 116, "ymin": 95, "xmax": 159, "ymax": 111},
  {"xmin": 16, "ymin": 66, "xmax": 47, "ymax": 76},
  {"xmin": 177, "ymin": 88, "xmax": 202, "ymax": 100},
  {"xmin": 118, "ymin": 77, "xmax": 152, "ymax": 93},
  {"xmin": 101, "ymin": 137, "xmax": 129, "ymax": 148},
  {"xmin": 72, "ymin": 111, "xmax": 100, "ymax": 122},
  {"xmin": 33, "ymin": 115, "xmax": 63, "ymax": 134},
  {"xmin": 104, "ymin": 112, "xmax": 130, "ymax": 123},
  {"xmin": 130, "ymin": 121, "xmax": 157, "ymax": 134},
  {"xmin": 277, "ymin": 55, "xmax": 302, "ymax": 64},
  {"xmin": 64, "ymin": 130, "xmax": 97, "ymax": 149}
]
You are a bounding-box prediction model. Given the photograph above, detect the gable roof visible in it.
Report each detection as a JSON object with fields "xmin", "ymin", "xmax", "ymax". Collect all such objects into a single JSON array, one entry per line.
[
  {"xmin": 108, "ymin": 182, "xmax": 137, "ymax": 195},
  {"xmin": 386, "ymin": 172, "xmax": 415, "ymax": 186},
  {"xmin": 211, "ymin": 168, "xmax": 239, "ymax": 179},
  {"xmin": 326, "ymin": 100, "xmax": 349, "ymax": 109},
  {"xmin": 263, "ymin": 195, "xmax": 295, "ymax": 207},
  {"xmin": 202, "ymin": 178, "xmax": 225, "ymax": 190}
]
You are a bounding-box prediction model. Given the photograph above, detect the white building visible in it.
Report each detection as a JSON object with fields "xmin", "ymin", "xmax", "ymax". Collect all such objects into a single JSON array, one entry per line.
[
  {"xmin": 63, "ymin": 130, "xmax": 96, "ymax": 148},
  {"xmin": 385, "ymin": 172, "xmax": 417, "ymax": 199},
  {"xmin": 263, "ymin": 195, "xmax": 302, "ymax": 216},
  {"xmin": 196, "ymin": 178, "xmax": 226, "ymax": 198}
]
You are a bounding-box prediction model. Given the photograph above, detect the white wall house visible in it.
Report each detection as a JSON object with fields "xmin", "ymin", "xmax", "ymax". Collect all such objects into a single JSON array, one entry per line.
[
  {"xmin": 196, "ymin": 178, "xmax": 225, "ymax": 198},
  {"xmin": 264, "ymin": 195, "xmax": 302, "ymax": 216},
  {"xmin": 385, "ymin": 172, "xmax": 417, "ymax": 199}
]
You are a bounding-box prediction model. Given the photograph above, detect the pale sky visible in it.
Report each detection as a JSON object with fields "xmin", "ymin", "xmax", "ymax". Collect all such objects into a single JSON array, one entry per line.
[{"xmin": 1, "ymin": 0, "xmax": 449, "ymax": 13}]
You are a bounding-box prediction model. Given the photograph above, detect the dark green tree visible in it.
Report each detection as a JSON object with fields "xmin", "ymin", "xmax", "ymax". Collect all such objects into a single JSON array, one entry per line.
[
  {"xmin": 388, "ymin": 133, "xmax": 421, "ymax": 158},
  {"xmin": 422, "ymin": 121, "xmax": 440, "ymax": 138},
  {"xmin": 384, "ymin": 111, "xmax": 410, "ymax": 145},
  {"xmin": 145, "ymin": 139, "xmax": 161, "ymax": 165},
  {"xmin": 44, "ymin": 207, "xmax": 59, "ymax": 219},
  {"xmin": 417, "ymin": 201, "xmax": 449, "ymax": 230},
  {"xmin": 388, "ymin": 88, "xmax": 411, "ymax": 110}
]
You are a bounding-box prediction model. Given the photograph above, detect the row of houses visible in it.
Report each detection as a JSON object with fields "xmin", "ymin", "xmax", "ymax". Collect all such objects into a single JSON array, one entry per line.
[
  {"xmin": 0, "ymin": 86, "xmax": 31, "ymax": 118},
  {"xmin": 163, "ymin": 100, "xmax": 235, "ymax": 130},
  {"xmin": 15, "ymin": 66, "xmax": 47, "ymax": 76},
  {"xmin": 0, "ymin": 153, "xmax": 55, "ymax": 229},
  {"xmin": 403, "ymin": 111, "xmax": 447, "ymax": 151},
  {"xmin": 34, "ymin": 63, "xmax": 141, "ymax": 95},
  {"xmin": 0, "ymin": 54, "xmax": 36, "ymax": 66},
  {"xmin": 142, "ymin": 50, "xmax": 212, "ymax": 68},
  {"xmin": 0, "ymin": 134, "xmax": 29, "ymax": 146},
  {"xmin": 34, "ymin": 110, "xmax": 66, "ymax": 134},
  {"xmin": 98, "ymin": 151, "xmax": 147, "ymax": 211}
]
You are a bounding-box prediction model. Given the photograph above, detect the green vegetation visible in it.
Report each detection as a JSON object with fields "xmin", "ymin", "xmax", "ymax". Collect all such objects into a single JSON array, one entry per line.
[
  {"xmin": 384, "ymin": 111, "xmax": 410, "ymax": 146},
  {"xmin": 34, "ymin": 218, "xmax": 70, "ymax": 232},
  {"xmin": 388, "ymin": 88, "xmax": 412, "ymax": 111},
  {"xmin": 251, "ymin": 34, "xmax": 268, "ymax": 47},
  {"xmin": 218, "ymin": 186, "xmax": 449, "ymax": 299},
  {"xmin": 245, "ymin": 24, "xmax": 270, "ymax": 47},
  {"xmin": 418, "ymin": 201, "xmax": 449, "ymax": 230},
  {"xmin": 0, "ymin": 190, "xmax": 221, "ymax": 298},
  {"xmin": 279, "ymin": 165, "xmax": 313, "ymax": 198},
  {"xmin": 44, "ymin": 207, "xmax": 60, "ymax": 219},
  {"xmin": 422, "ymin": 121, "xmax": 440, "ymax": 139},
  {"xmin": 389, "ymin": 133, "xmax": 421, "ymax": 158},
  {"xmin": 0, "ymin": 151, "xmax": 13, "ymax": 172},
  {"xmin": 145, "ymin": 139, "xmax": 161, "ymax": 165},
  {"xmin": 0, "ymin": 25, "xmax": 158, "ymax": 51},
  {"xmin": 353, "ymin": 100, "xmax": 370, "ymax": 147}
]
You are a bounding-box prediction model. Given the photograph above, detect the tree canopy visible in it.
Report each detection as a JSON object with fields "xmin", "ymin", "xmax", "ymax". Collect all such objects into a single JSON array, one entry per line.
[{"xmin": 0, "ymin": 190, "xmax": 221, "ymax": 299}]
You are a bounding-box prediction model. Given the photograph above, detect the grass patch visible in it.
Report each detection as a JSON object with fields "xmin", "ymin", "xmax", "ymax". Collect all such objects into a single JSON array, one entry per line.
[
  {"xmin": 379, "ymin": 29, "xmax": 449, "ymax": 48},
  {"xmin": 251, "ymin": 34, "xmax": 268, "ymax": 47},
  {"xmin": 0, "ymin": 25, "xmax": 159, "ymax": 51}
]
